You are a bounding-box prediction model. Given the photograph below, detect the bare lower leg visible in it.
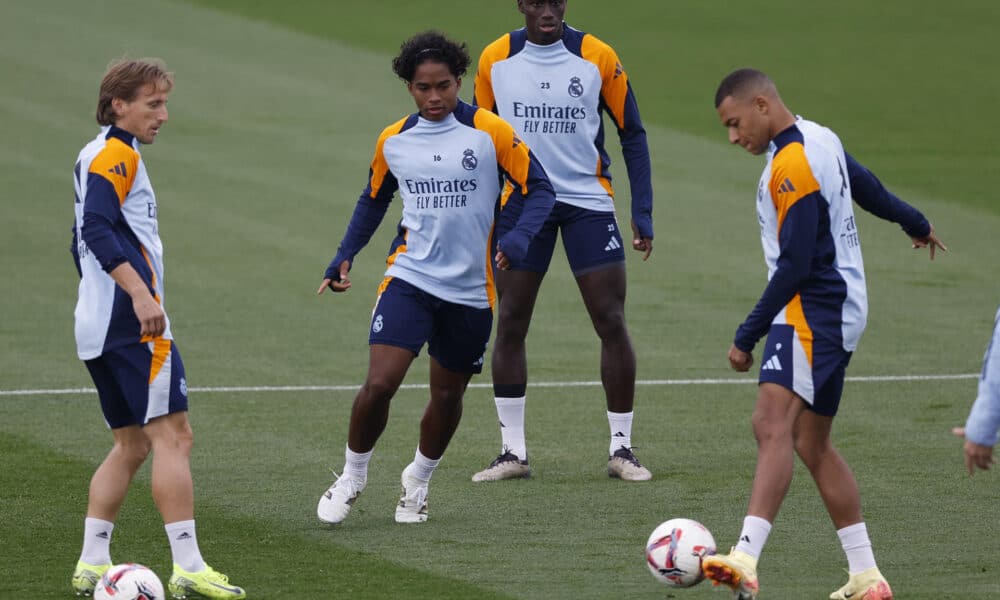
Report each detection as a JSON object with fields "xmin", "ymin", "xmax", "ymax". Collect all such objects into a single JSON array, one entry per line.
[
  {"xmin": 807, "ymin": 448, "xmax": 863, "ymax": 528},
  {"xmin": 600, "ymin": 331, "xmax": 635, "ymax": 413},
  {"xmin": 145, "ymin": 413, "xmax": 195, "ymax": 524},
  {"xmin": 419, "ymin": 360, "xmax": 470, "ymax": 459},
  {"xmin": 86, "ymin": 435, "xmax": 149, "ymax": 521},
  {"xmin": 576, "ymin": 265, "xmax": 635, "ymax": 413},
  {"xmin": 746, "ymin": 384, "xmax": 804, "ymax": 522},
  {"xmin": 348, "ymin": 344, "xmax": 416, "ymax": 453}
]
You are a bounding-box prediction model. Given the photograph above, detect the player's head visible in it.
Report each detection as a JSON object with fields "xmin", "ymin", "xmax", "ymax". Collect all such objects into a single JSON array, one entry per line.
[
  {"xmin": 518, "ymin": 0, "xmax": 566, "ymax": 45},
  {"xmin": 714, "ymin": 68, "xmax": 789, "ymax": 156},
  {"xmin": 393, "ymin": 31, "xmax": 470, "ymax": 122},
  {"xmin": 96, "ymin": 58, "xmax": 173, "ymax": 145}
]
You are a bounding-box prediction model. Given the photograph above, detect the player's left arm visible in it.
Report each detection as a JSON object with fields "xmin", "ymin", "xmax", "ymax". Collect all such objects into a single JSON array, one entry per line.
[
  {"xmin": 586, "ymin": 37, "xmax": 653, "ymax": 257},
  {"xmin": 845, "ymin": 152, "xmax": 947, "ymax": 259},
  {"xmin": 477, "ymin": 111, "xmax": 555, "ymax": 267}
]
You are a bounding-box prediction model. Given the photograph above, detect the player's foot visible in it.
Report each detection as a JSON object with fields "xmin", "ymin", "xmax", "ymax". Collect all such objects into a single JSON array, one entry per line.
[
  {"xmin": 607, "ymin": 446, "xmax": 652, "ymax": 481},
  {"xmin": 395, "ymin": 463, "xmax": 429, "ymax": 523},
  {"xmin": 72, "ymin": 560, "xmax": 111, "ymax": 596},
  {"xmin": 168, "ymin": 563, "xmax": 245, "ymax": 599},
  {"xmin": 702, "ymin": 548, "xmax": 759, "ymax": 600},
  {"xmin": 317, "ymin": 471, "xmax": 365, "ymax": 524},
  {"xmin": 829, "ymin": 567, "xmax": 893, "ymax": 600},
  {"xmin": 471, "ymin": 449, "xmax": 531, "ymax": 482}
]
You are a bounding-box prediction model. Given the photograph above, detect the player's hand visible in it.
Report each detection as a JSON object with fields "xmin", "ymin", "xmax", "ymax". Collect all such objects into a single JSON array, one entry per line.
[
  {"xmin": 911, "ymin": 224, "xmax": 947, "ymax": 260},
  {"xmin": 728, "ymin": 344, "xmax": 753, "ymax": 372},
  {"xmin": 318, "ymin": 260, "xmax": 352, "ymax": 294},
  {"xmin": 133, "ymin": 293, "xmax": 166, "ymax": 338},
  {"xmin": 494, "ymin": 249, "xmax": 511, "ymax": 271},
  {"xmin": 630, "ymin": 221, "xmax": 653, "ymax": 261},
  {"xmin": 952, "ymin": 426, "xmax": 996, "ymax": 475}
]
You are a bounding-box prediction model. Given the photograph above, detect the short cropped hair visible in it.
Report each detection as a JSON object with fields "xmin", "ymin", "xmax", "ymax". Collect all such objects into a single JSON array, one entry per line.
[
  {"xmin": 392, "ymin": 31, "xmax": 470, "ymax": 83},
  {"xmin": 714, "ymin": 68, "xmax": 774, "ymax": 108},
  {"xmin": 96, "ymin": 58, "xmax": 174, "ymax": 126}
]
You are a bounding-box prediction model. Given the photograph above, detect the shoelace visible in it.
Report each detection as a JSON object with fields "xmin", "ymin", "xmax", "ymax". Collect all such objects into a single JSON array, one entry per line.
[
  {"xmin": 326, "ymin": 468, "xmax": 361, "ymax": 495},
  {"xmin": 613, "ymin": 446, "xmax": 643, "ymax": 466},
  {"xmin": 489, "ymin": 450, "xmax": 520, "ymax": 467}
]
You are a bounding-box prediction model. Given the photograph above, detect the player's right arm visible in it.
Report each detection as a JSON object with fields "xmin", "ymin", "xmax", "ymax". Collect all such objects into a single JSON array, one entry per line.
[
  {"xmin": 473, "ymin": 35, "xmax": 510, "ymax": 112},
  {"xmin": 319, "ymin": 124, "xmax": 400, "ymax": 294},
  {"xmin": 81, "ymin": 143, "xmax": 165, "ymax": 338},
  {"xmin": 734, "ymin": 148, "xmax": 823, "ymax": 353}
]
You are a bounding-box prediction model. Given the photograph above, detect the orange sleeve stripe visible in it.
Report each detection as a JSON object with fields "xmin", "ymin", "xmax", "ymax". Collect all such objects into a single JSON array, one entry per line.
[
  {"xmin": 770, "ymin": 142, "xmax": 821, "ymax": 232},
  {"xmin": 785, "ymin": 294, "xmax": 813, "ymax": 366},
  {"xmin": 87, "ymin": 138, "xmax": 139, "ymax": 205},
  {"xmin": 485, "ymin": 224, "xmax": 497, "ymax": 309},
  {"xmin": 147, "ymin": 338, "xmax": 171, "ymax": 384},
  {"xmin": 473, "ymin": 108, "xmax": 531, "ymax": 193},
  {"xmin": 580, "ymin": 34, "xmax": 629, "ymax": 128},
  {"xmin": 474, "ymin": 36, "xmax": 510, "ymax": 110},
  {"xmin": 594, "ymin": 156, "xmax": 614, "ymax": 196},
  {"xmin": 369, "ymin": 117, "xmax": 409, "ymax": 198}
]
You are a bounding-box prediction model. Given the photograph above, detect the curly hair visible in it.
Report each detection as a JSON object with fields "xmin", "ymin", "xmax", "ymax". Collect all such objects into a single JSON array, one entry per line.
[{"xmin": 392, "ymin": 31, "xmax": 470, "ymax": 83}]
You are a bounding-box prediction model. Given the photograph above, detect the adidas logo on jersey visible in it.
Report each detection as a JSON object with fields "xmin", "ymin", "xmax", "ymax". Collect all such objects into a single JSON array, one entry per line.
[
  {"xmin": 604, "ymin": 237, "xmax": 621, "ymax": 251},
  {"xmin": 777, "ymin": 177, "xmax": 796, "ymax": 194},
  {"xmin": 107, "ymin": 161, "xmax": 128, "ymax": 178}
]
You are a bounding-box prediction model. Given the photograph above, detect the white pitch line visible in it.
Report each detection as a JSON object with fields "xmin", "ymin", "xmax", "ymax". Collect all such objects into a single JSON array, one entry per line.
[{"xmin": 0, "ymin": 373, "xmax": 978, "ymax": 397}]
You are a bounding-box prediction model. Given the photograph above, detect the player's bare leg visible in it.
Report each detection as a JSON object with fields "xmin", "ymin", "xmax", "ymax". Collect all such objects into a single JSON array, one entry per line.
[
  {"xmin": 577, "ymin": 264, "xmax": 649, "ymax": 481},
  {"xmin": 474, "ymin": 270, "xmax": 543, "ymax": 481}
]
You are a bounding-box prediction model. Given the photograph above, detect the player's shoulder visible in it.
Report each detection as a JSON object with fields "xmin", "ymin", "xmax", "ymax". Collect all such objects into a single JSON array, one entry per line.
[
  {"xmin": 87, "ymin": 127, "xmax": 140, "ymax": 176},
  {"xmin": 480, "ymin": 30, "xmax": 524, "ymax": 65},
  {"xmin": 376, "ymin": 114, "xmax": 420, "ymax": 143}
]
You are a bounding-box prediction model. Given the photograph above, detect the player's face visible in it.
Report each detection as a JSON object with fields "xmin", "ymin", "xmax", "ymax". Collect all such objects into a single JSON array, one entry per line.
[
  {"xmin": 408, "ymin": 61, "xmax": 461, "ymax": 121},
  {"xmin": 717, "ymin": 94, "xmax": 770, "ymax": 156},
  {"xmin": 518, "ymin": 0, "xmax": 566, "ymax": 45},
  {"xmin": 112, "ymin": 82, "xmax": 170, "ymax": 145}
]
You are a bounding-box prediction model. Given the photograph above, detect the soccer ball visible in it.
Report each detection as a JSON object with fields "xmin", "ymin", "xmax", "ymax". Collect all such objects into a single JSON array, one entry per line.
[
  {"xmin": 93, "ymin": 563, "xmax": 164, "ymax": 600},
  {"xmin": 645, "ymin": 518, "xmax": 717, "ymax": 588}
]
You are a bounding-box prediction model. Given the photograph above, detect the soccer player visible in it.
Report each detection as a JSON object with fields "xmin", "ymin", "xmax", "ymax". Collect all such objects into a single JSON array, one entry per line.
[
  {"xmin": 953, "ymin": 306, "xmax": 1000, "ymax": 475},
  {"xmin": 701, "ymin": 68, "xmax": 946, "ymax": 600},
  {"xmin": 315, "ymin": 31, "xmax": 555, "ymax": 525},
  {"xmin": 70, "ymin": 59, "xmax": 245, "ymax": 598},
  {"xmin": 471, "ymin": 0, "xmax": 654, "ymax": 482}
]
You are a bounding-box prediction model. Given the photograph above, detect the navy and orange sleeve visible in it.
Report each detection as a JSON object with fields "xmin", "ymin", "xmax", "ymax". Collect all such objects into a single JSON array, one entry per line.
[
  {"xmin": 846, "ymin": 152, "xmax": 930, "ymax": 238},
  {"xmin": 80, "ymin": 138, "xmax": 139, "ymax": 273},
  {"xmin": 734, "ymin": 145, "xmax": 823, "ymax": 352},
  {"xmin": 473, "ymin": 107, "xmax": 554, "ymax": 264},
  {"xmin": 325, "ymin": 119, "xmax": 408, "ymax": 281},
  {"xmin": 581, "ymin": 35, "xmax": 653, "ymax": 239},
  {"xmin": 473, "ymin": 35, "xmax": 511, "ymax": 112}
]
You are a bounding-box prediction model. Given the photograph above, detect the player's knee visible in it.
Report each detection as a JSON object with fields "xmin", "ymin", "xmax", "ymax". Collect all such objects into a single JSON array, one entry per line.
[
  {"xmin": 361, "ymin": 378, "xmax": 400, "ymax": 403},
  {"xmin": 115, "ymin": 437, "xmax": 152, "ymax": 465},
  {"xmin": 591, "ymin": 308, "xmax": 627, "ymax": 340},
  {"xmin": 751, "ymin": 413, "xmax": 792, "ymax": 446}
]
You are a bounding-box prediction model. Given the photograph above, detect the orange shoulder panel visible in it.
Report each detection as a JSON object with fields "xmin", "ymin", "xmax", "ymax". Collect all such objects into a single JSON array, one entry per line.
[
  {"xmin": 87, "ymin": 137, "xmax": 139, "ymax": 205},
  {"xmin": 769, "ymin": 142, "xmax": 821, "ymax": 227},
  {"xmin": 474, "ymin": 35, "xmax": 511, "ymax": 110},
  {"xmin": 580, "ymin": 34, "xmax": 629, "ymax": 128},
  {"xmin": 368, "ymin": 116, "xmax": 410, "ymax": 198},
  {"xmin": 473, "ymin": 107, "xmax": 531, "ymax": 193}
]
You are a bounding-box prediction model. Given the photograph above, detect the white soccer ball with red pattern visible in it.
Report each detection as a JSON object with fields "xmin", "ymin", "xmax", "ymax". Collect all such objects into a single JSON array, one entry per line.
[
  {"xmin": 93, "ymin": 563, "xmax": 164, "ymax": 600},
  {"xmin": 645, "ymin": 518, "xmax": 717, "ymax": 588}
]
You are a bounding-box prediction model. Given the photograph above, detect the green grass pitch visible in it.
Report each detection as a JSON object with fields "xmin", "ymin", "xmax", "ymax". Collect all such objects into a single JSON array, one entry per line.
[{"xmin": 2, "ymin": 0, "xmax": 999, "ymax": 598}]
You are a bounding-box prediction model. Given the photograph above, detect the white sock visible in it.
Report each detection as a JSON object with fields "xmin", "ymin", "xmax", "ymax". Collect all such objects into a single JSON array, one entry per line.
[
  {"xmin": 79, "ymin": 517, "xmax": 114, "ymax": 565},
  {"xmin": 496, "ymin": 396, "xmax": 527, "ymax": 460},
  {"xmin": 409, "ymin": 449, "xmax": 440, "ymax": 484},
  {"xmin": 734, "ymin": 515, "xmax": 772, "ymax": 560},
  {"xmin": 343, "ymin": 445, "xmax": 373, "ymax": 483},
  {"xmin": 165, "ymin": 519, "xmax": 206, "ymax": 573},
  {"xmin": 838, "ymin": 522, "xmax": 877, "ymax": 573},
  {"xmin": 607, "ymin": 410, "xmax": 634, "ymax": 455}
]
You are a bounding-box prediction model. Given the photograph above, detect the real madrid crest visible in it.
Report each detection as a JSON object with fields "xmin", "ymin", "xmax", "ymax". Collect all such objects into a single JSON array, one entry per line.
[
  {"xmin": 568, "ymin": 76, "xmax": 584, "ymax": 98},
  {"xmin": 462, "ymin": 148, "xmax": 478, "ymax": 170}
]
